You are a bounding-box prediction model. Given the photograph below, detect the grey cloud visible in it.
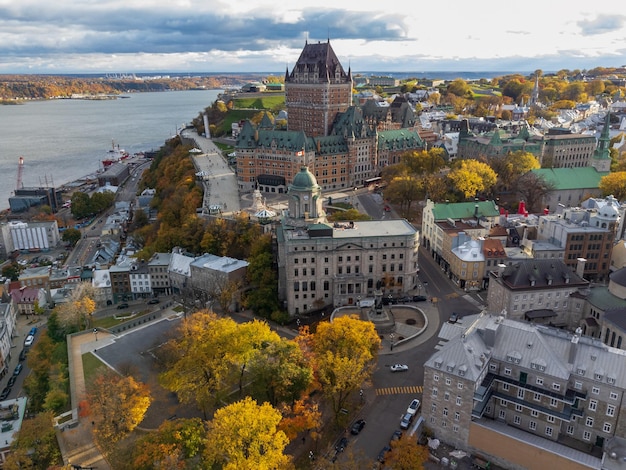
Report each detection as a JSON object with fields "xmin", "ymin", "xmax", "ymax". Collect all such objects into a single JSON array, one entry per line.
[
  {"xmin": 578, "ymin": 15, "xmax": 626, "ymax": 36},
  {"xmin": 0, "ymin": 7, "xmax": 408, "ymax": 57}
]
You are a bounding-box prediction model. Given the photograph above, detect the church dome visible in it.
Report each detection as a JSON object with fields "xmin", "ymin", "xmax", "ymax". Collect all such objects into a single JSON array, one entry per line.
[{"xmin": 291, "ymin": 166, "xmax": 318, "ymax": 191}]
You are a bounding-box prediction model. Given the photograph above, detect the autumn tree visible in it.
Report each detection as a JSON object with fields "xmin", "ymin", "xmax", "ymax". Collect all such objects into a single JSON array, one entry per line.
[
  {"xmin": 385, "ymin": 175, "xmax": 424, "ymax": 218},
  {"xmin": 312, "ymin": 315, "xmax": 381, "ymax": 422},
  {"xmin": 599, "ymin": 171, "xmax": 626, "ymax": 201},
  {"xmin": 516, "ymin": 172, "xmax": 555, "ymax": 213},
  {"xmin": 401, "ymin": 148, "xmax": 446, "ymax": 175},
  {"xmin": 489, "ymin": 150, "xmax": 540, "ymax": 193},
  {"xmin": 447, "ymin": 159, "xmax": 497, "ymax": 199},
  {"xmin": 385, "ymin": 434, "xmax": 429, "ymax": 470},
  {"xmin": 131, "ymin": 418, "xmax": 207, "ymax": 470},
  {"xmin": 2, "ymin": 412, "xmax": 60, "ymax": 470},
  {"xmin": 160, "ymin": 312, "xmax": 287, "ymax": 415},
  {"xmin": 446, "ymin": 78, "xmax": 471, "ymax": 97},
  {"xmin": 54, "ymin": 282, "xmax": 96, "ymax": 331},
  {"xmin": 88, "ymin": 369, "xmax": 152, "ymax": 455},
  {"xmin": 204, "ymin": 397, "xmax": 293, "ymax": 470},
  {"xmin": 278, "ymin": 398, "xmax": 322, "ymax": 441}
]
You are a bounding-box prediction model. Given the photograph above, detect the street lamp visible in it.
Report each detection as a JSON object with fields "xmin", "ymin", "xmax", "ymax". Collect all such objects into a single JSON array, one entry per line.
[
  {"xmin": 390, "ymin": 333, "xmax": 395, "ymax": 351},
  {"xmin": 93, "ymin": 328, "xmax": 98, "ymax": 342},
  {"xmin": 418, "ymin": 284, "xmax": 422, "ymax": 296}
]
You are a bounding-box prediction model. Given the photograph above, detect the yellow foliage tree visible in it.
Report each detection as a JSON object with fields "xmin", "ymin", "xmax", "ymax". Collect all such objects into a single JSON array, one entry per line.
[
  {"xmin": 447, "ymin": 159, "xmax": 497, "ymax": 199},
  {"xmin": 386, "ymin": 434, "xmax": 429, "ymax": 470},
  {"xmin": 204, "ymin": 397, "xmax": 293, "ymax": 470},
  {"xmin": 312, "ymin": 315, "xmax": 381, "ymax": 420},
  {"xmin": 87, "ymin": 369, "xmax": 152, "ymax": 455},
  {"xmin": 599, "ymin": 171, "xmax": 626, "ymax": 201}
]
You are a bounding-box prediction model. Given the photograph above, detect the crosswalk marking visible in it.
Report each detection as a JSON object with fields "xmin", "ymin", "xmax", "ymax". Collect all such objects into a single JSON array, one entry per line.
[{"xmin": 375, "ymin": 385, "xmax": 423, "ymax": 396}]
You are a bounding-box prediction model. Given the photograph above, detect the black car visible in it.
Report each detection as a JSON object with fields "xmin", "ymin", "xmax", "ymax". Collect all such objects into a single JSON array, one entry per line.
[
  {"xmin": 19, "ymin": 349, "xmax": 28, "ymax": 361},
  {"xmin": 377, "ymin": 445, "xmax": 392, "ymax": 463},
  {"xmin": 0, "ymin": 387, "xmax": 11, "ymax": 400},
  {"xmin": 117, "ymin": 303, "xmax": 129, "ymax": 309},
  {"xmin": 335, "ymin": 436, "xmax": 348, "ymax": 452},
  {"xmin": 350, "ymin": 419, "xmax": 366, "ymax": 435},
  {"xmin": 7, "ymin": 376, "xmax": 16, "ymax": 388},
  {"xmin": 147, "ymin": 298, "xmax": 160, "ymax": 304},
  {"xmin": 412, "ymin": 295, "xmax": 427, "ymax": 302}
]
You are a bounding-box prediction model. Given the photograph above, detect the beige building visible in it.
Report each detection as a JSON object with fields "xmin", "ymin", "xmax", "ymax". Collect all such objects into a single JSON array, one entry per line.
[
  {"xmin": 486, "ymin": 259, "xmax": 588, "ymax": 328},
  {"xmin": 423, "ymin": 314, "xmax": 626, "ymax": 470},
  {"xmin": 276, "ymin": 167, "xmax": 419, "ymax": 315}
]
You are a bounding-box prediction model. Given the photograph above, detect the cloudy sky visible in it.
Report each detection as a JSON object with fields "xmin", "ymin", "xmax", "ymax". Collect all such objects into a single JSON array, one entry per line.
[{"xmin": 1, "ymin": 0, "xmax": 625, "ymax": 74}]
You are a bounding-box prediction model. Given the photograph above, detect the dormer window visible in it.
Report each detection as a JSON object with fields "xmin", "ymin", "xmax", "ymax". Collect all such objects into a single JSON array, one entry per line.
[{"xmin": 595, "ymin": 372, "xmax": 603, "ymax": 381}]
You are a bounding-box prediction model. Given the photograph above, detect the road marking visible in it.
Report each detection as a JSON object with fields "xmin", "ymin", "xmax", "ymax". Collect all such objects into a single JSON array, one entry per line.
[{"xmin": 375, "ymin": 385, "xmax": 423, "ymax": 396}]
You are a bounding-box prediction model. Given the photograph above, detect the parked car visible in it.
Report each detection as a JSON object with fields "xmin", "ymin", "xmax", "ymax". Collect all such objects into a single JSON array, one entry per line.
[
  {"xmin": 19, "ymin": 349, "xmax": 28, "ymax": 361},
  {"xmin": 390, "ymin": 430, "xmax": 403, "ymax": 442},
  {"xmin": 7, "ymin": 376, "xmax": 16, "ymax": 388},
  {"xmin": 350, "ymin": 419, "xmax": 366, "ymax": 435},
  {"xmin": 24, "ymin": 334, "xmax": 34, "ymax": 347},
  {"xmin": 13, "ymin": 364, "xmax": 23, "ymax": 376},
  {"xmin": 0, "ymin": 387, "xmax": 11, "ymax": 400},
  {"xmin": 117, "ymin": 303, "xmax": 129, "ymax": 309},
  {"xmin": 397, "ymin": 296, "xmax": 412, "ymax": 303},
  {"xmin": 400, "ymin": 412, "xmax": 414, "ymax": 430},
  {"xmin": 448, "ymin": 312, "xmax": 460, "ymax": 323},
  {"xmin": 412, "ymin": 295, "xmax": 427, "ymax": 302},
  {"xmin": 147, "ymin": 298, "xmax": 160, "ymax": 304},
  {"xmin": 377, "ymin": 445, "xmax": 392, "ymax": 463},
  {"xmin": 390, "ymin": 364, "xmax": 409, "ymax": 372},
  {"xmin": 335, "ymin": 436, "xmax": 348, "ymax": 452},
  {"xmin": 407, "ymin": 398, "xmax": 421, "ymax": 416},
  {"xmin": 29, "ymin": 327, "xmax": 38, "ymax": 336}
]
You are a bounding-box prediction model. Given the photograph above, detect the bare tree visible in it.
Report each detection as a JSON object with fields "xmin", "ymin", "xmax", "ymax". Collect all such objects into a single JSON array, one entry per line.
[{"xmin": 516, "ymin": 172, "xmax": 555, "ymax": 213}]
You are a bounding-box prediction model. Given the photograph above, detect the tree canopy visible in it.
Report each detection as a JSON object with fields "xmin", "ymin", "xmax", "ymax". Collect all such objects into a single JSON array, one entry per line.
[
  {"xmin": 599, "ymin": 171, "xmax": 626, "ymax": 201},
  {"xmin": 447, "ymin": 159, "xmax": 497, "ymax": 199},
  {"xmin": 204, "ymin": 397, "xmax": 293, "ymax": 470}
]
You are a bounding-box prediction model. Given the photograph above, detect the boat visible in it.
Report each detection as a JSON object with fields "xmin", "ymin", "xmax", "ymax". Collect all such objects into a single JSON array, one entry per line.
[{"xmin": 102, "ymin": 140, "xmax": 129, "ymax": 167}]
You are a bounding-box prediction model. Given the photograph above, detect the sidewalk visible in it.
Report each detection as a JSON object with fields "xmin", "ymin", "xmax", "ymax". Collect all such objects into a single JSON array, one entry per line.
[{"xmin": 56, "ymin": 330, "xmax": 113, "ymax": 469}]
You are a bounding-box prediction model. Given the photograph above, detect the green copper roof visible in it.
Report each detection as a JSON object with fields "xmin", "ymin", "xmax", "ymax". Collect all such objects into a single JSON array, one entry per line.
[
  {"xmin": 377, "ymin": 129, "xmax": 423, "ymax": 151},
  {"xmin": 291, "ymin": 166, "xmax": 318, "ymax": 190},
  {"xmin": 531, "ymin": 167, "xmax": 608, "ymax": 190},
  {"xmin": 431, "ymin": 200, "xmax": 500, "ymax": 220}
]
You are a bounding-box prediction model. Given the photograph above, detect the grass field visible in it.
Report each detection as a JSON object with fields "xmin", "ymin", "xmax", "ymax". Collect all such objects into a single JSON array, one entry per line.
[{"xmin": 233, "ymin": 95, "xmax": 284, "ymax": 110}]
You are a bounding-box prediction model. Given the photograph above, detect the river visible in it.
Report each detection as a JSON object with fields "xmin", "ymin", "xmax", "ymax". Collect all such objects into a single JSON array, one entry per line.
[{"xmin": 0, "ymin": 89, "xmax": 222, "ymax": 210}]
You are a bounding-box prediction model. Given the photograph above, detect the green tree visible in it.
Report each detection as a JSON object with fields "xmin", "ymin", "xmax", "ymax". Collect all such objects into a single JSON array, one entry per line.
[
  {"xmin": 71, "ymin": 191, "xmax": 91, "ymax": 218},
  {"xmin": 204, "ymin": 397, "xmax": 293, "ymax": 470},
  {"xmin": 1, "ymin": 262, "xmax": 20, "ymax": 281},
  {"xmin": 62, "ymin": 227, "xmax": 82, "ymax": 246}
]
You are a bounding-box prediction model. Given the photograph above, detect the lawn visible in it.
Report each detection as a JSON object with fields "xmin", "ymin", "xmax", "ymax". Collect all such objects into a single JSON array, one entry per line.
[
  {"xmin": 233, "ymin": 95, "xmax": 284, "ymax": 110},
  {"xmin": 82, "ymin": 351, "xmax": 107, "ymax": 383}
]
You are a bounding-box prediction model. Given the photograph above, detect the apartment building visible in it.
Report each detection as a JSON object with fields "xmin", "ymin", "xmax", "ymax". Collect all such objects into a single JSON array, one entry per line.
[{"xmin": 423, "ymin": 314, "xmax": 626, "ymax": 470}]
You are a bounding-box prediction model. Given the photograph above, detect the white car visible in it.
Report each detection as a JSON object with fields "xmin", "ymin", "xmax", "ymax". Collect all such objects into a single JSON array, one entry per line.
[
  {"xmin": 24, "ymin": 334, "xmax": 34, "ymax": 347},
  {"xmin": 390, "ymin": 364, "xmax": 409, "ymax": 372},
  {"xmin": 407, "ymin": 398, "xmax": 421, "ymax": 415}
]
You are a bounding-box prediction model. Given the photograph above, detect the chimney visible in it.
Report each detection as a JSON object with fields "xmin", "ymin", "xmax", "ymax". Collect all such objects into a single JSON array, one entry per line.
[
  {"xmin": 568, "ymin": 329, "xmax": 581, "ymax": 364},
  {"xmin": 576, "ymin": 258, "xmax": 587, "ymax": 279},
  {"xmin": 203, "ymin": 113, "xmax": 211, "ymax": 138}
]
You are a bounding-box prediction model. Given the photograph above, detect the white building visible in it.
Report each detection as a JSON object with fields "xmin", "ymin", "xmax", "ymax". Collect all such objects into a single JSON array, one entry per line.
[
  {"xmin": 0, "ymin": 220, "xmax": 60, "ymax": 254},
  {"xmin": 92, "ymin": 269, "xmax": 113, "ymax": 307}
]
